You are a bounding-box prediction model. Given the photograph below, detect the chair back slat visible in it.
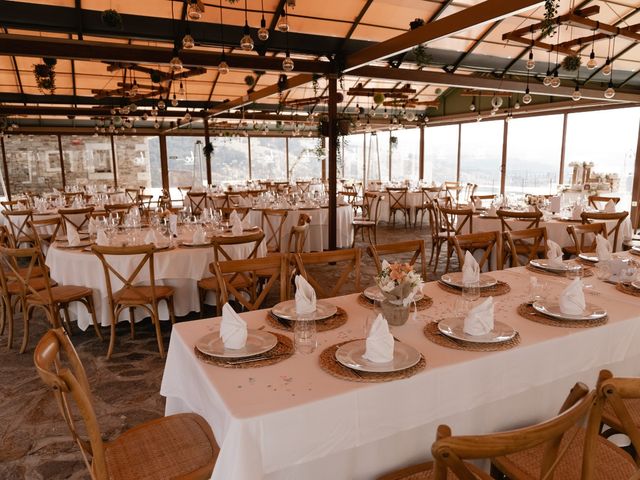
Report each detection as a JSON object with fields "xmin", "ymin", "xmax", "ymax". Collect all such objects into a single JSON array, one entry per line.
[
  {"xmin": 367, "ymin": 240, "xmax": 427, "ymax": 280},
  {"xmin": 262, "ymin": 209, "xmax": 288, "ymax": 253},
  {"xmin": 210, "ymin": 230, "xmax": 265, "ymax": 263},
  {"xmin": 287, "ymin": 213, "xmax": 311, "ymax": 253},
  {"xmin": 292, "ymin": 249, "xmax": 361, "ymax": 298},
  {"xmin": 186, "ymin": 191, "xmax": 208, "ymax": 215},
  {"xmin": 588, "ymin": 195, "xmax": 620, "ymax": 210},
  {"xmin": 3, "ymin": 209, "xmax": 34, "ymax": 245},
  {"xmin": 580, "ymin": 211, "xmax": 628, "ymax": 252},
  {"xmin": 59, "ymin": 207, "xmax": 94, "ymax": 234},
  {"xmin": 503, "ymin": 227, "xmax": 549, "ymax": 267},
  {"xmin": 453, "ymin": 231, "xmax": 501, "ymax": 271},
  {"xmin": 567, "ymin": 223, "xmax": 607, "ymax": 255},
  {"xmin": 497, "ymin": 208, "xmax": 542, "ymax": 232}
]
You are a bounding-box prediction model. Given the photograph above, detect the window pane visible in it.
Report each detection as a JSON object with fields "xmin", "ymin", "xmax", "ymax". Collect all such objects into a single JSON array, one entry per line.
[
  {"xmin": 61, "ymin": 135, "xmax": 114, "ymax": 190},
  {"xmin": 211, "ymin": 136, "xmax": 249, "ymax": 184},
  {"xmin": 114, "ymin": 136, "xmax": 156, "ymax": 190},
  {"xmin": 505, "ymin": 115, "xmax": 563, "ymax": 196},
  {"xmin": 390, "ymin": 128, "xmax": 420, "ymax": 181},
  {"xmin": 4, "ymin": 134, "xmax": 62, "ymax": 196},
  {"xmin": 565, "ymin": 108, "xmax": 639, "ymax": 209},
  {"xmin": 342, "ymin": 134, "xmax": 364, "ymax": 180},
  {"xmin": 364, "ymin": 131, "xmax": 389, "ymax": 182},
  {"xmin": 424, "ymin": 125, "xmax": 458, "ymax": 185},
  {"xmin": 288, "ymin": 137, "xmax": 323, "ymax": 180},
  {"xmin": 166, "ymin": 136, "xmax": 206, "ymax": 196},
  {"xmin": 250, "ymin": 137, "xmax": 286, "ymax": 181},
  {"xmin": 460, "ymin": 120, "xmax": 504, "ymax": 195}
]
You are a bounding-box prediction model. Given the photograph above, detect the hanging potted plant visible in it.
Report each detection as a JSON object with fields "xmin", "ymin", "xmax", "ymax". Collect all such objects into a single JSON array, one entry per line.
[
  {"xmin": 33, "ymin": 58, "xmax": 57, "ymax": 94},
  {"xmin": 561, "ymin": 54, "xmax": 581, "ymax": 71},
  {"xmin": 101, "ymin": 9, "xmax": 123, "ymax": 29},
  {"xmin": 203, "ymin": 141, "xmax": 214, "ymax": 157}
]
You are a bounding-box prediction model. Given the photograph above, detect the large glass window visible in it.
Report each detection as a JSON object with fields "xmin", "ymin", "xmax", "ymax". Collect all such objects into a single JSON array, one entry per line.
[
  {"xmin": 61, "ymin": 135, "xmax": 114, "ymax": 190},
  {"xmin": 342, "ymin": 133, "xmax": 365, "ymax": 181},
  {"xmin": 4, "ymin": 134, "xmax": 63, "ymax": 196},
  {"xmin": 565, "ymin": 108, "xmax": 640, "ymax": 209},
  {"xmin": 114, "ymin": 136, "xmax": 154, "ymax": 190},
  {"xmin": 390, "ymin": 128, "xmax": 420, "ymax": 181},
  {"xmin": 288, "ymin": 137, "xmax": 323, "ymax": 180},
  {"xmin": 166, "ymin": 136, "xmax": 206, "ymax": 197},
  {"xmin": 505, "ymin": 115, "xmax": 563, "ymax": 196},
  {"xmin": 424, "ymin": 125, "xmax": 458, "ymax": 185},
  {"xmin": 211, "ymin": 136, "xmax": 249, "ymax": 184},
  {"xmin": 250, "ymin": 137, "xmax": 286, "ymax": 181},
  {"xmin": 460, "ymin": 120, "xmax": 504, "ymax": 195},
  {"xmin": 364, "ymin": 131, "xmax": 389, "ymax": 182}
]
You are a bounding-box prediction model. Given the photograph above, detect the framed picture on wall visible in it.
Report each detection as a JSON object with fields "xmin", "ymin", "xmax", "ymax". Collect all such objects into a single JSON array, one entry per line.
[{"xmin": 45, "ymin": 151, "xmax": 62, "ymax": 172}]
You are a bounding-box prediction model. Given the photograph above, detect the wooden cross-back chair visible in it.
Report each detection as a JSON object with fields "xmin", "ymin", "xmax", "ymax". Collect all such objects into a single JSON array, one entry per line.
[
  {"xmin": 339, "ymin": 191, "xmax": 359, "ymax": 216},
  {"xmin": 296, "ymin": 181, "xmax": 311, "ymax": 194},
  {"xmin": 496, "ymin": 208, "xmax": 542, "ymax": 232},
  {"xmin": 0, "ymin": 245, "xmax": 101, "ymax": 353},
  {"xmin": 503, "ymin": 227, "xmax": 549, "ymax": 268},
  {"xmin": 453, "ymin": 231, "xmax": 502, "ymax": 271},
  {"xmin": 34, "ymin": 328, "xmax": 219, "ymax": 480},
  {"xmin": 186, "ymin": 191, "xmax": 208, "ymax": 215},
  {"xmin": 287, "ymin": 213, "xmax": 311, "ymax": 253},
  {"xmin": 198, "ymin": 230, "xmax": 265, "ymax": 317},
  {"xmin": 262, "ymin": 209, "xmax": 289, "ymax": 253},
  {"xmin": 103, "ymin": 203, "xmax": 134, "ymax": 224},
  {"xmin": 59, "ymin": 207, "xmax": 94, "ymax": 235},
  {"xmin": 221, "ymin": 207, "xmax": 250, "ymax": 222},
  {"xmin": 433, "ymin": 203, "xmax": 474, "ymax": 273},
  {"xmin": 1, "ymin": 200, "xmax": 28, "ymax": 211},
  {"xmin": 177, "ymin": 185, "xmax": 192, "ymax": 201},
  {"xmin": 224, "ymin": 192, "xmax": 246, "ymax": 209},
  {"xmin": 352, "ymin": 193, "xmax": 383, "ymax": 246},
  {"xmin": 124, "ymin": 188, "xmax": 140, "ymax": 204},
  {"xmin": 3, "ymin": 209, "xmax": 34, "ymax": 246},
  {"xmin": 588, "ymin": 195, "xmax": 620, "ymax": 210},
  {"xmin": 91, "ymin": 244, "xmax": 176, "ymax": 359},
  {"xmin": 470, "ymin": 194, "xmax": 496, "ymax": 209},
  {"xmin": 212, "ymin": 254, "xmax": 287, "ymax": 312},
  {"xmin": 367, "ymin": 240, "xmax": 428, "ymax": 281},
  {"xmin": 28, "ymin": 217, "xmax": 62, "ymax": 257},
  {"xmin": 414, "ymin": 188, "xmax": 434, "ymax": 228},
  {"xmin": 386, "ymin": 187, "xmax": 411, "ymax": 228},
  {"xmin": 62, "ymin": 192, "xmax": 84, "ymax": 206},
  {"xmin": 580, "ymin": 211, "xmax": 629, "ymax": 253},
  {"xmin": 291, "ymin": 249, "xmax": 361, "ymax": 299},
  {"xmin": 443, "ymin": 181, "xmax": 463, "ymax": 204},
  {"xmin": 566, "ymin": 222, "xmax": 608, "ymax": 257},
  {"xmin": 460, "ymin": 183, "xmax": 477, "ymax": 205}
]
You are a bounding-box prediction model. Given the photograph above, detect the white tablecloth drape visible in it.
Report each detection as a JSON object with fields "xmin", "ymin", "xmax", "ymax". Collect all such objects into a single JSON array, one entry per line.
[{"xmin": 161, "ymin": 260, "xmax": 640, "ymax": 480}]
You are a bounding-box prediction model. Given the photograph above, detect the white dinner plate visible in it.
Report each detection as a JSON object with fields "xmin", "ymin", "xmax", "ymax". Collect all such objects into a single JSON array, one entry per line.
[
  {"xmin": 437, "ymin": 317, "xmax": 517, "ymax": 344},
  {"xmin": 632, "ymin": 246, "xmax": 640, "ymax": 254},
  {"xmin": 334, "ymin": 339, "xmax": 421, "ymax": 373},
  {"xmin": 578, "ymin": 253, "xmax": 599, "ymax": 263},
  {"xmin": 532, "ymin": 301, "xmax": 607, "ymax": 321},
  {"xmin": 195, "ymin": 330, "xmax": 277, "ymax": 358},
  {"xmin": 631, "ymin": 281, "xmax": 640, "ymax": 290},
  {"xmin": 363, "ymin": 285, "xmax": 423, "ymax": 303},
  {"xmin": 271, "ymin": 300, "xmax": 337, "ymax": 321},
  {"xmin": 181, "ymin": 241, "xmax": 211, "ymax": 247},
  {"xmin": 529, "ymin": 258, "xmax": 569, "ymax": 272},
  {"xmin": 440, "ymin": 272, "xmax": 497, "ymax": 289},
  {"xmin": 55, "ymin": 239, "xmax": 92, "ymax": 249}
]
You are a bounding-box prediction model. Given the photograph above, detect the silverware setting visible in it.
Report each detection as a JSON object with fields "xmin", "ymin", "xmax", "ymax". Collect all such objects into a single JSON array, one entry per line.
[{"xmin": 223, "ymin": 352, "xmax": 289, "ymax": 365}]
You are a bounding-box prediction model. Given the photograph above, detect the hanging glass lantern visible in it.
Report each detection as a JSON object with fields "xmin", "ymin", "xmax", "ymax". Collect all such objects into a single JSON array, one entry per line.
[
  {"xmin": 171, "ymin": 94, "xmax": 179, "ymax": 107},
  {"xmin": 586, "ymin": 51, "xmax": 597, "ymax": 70},
  {"xmin": 550, "ymin": 72, "xmax": 561, "ymax": 88},
  {"xmin": 157, "ymin": 99, "xmax": 166, "ymax": 110},
  {"xmin": 282, "ymin": 52, "xmax": 294, "ymax": 72},
  {"xmin": 604, "ymin": 80, "xmax": 615, "ymax": 99},
  {"xmin": 184, "ymin": 110, "xmax": 192, "ymax": 122},
  {"xmin": 218, "ymin": 59, "xmax": 229, "ymax": 74},
  {"xmin": 277, "ymin": 13, "xmax": 289, "ymax": 32},
  {"xmin": 543, "ymin": 70, "xmax": 553, "ymax": 87},
  {"xmin": 602, "ymin": 57, "xmax": 612, "ymax": 75},
  {"xmin": 525, "ymin": 50, "xmax": 535, "ymax": 70}
]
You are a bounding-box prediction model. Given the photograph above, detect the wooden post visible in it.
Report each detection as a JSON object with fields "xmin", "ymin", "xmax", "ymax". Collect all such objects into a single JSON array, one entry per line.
[
  {"xmin": 328, "ymin": 75, "xmax": 338, "ymax": 250},
  {"xmin": 419, "ymin": 125, "xmax": 425, "ymax": 180},
  {"xmin": 559, "ymin": 113, "xmax": 568, "ymax": 185},
  {"xmin": 500, "ymin": 120, "xmax": 508, "ymax": 195},
  {"xmin": 159, "ymin": 135, "xmax": 169, "ymax": 192},
  {"xmin": 0, "ymin": 136, "xmax": 11, "ymax": 200},
  {"xmin": 57, "ymin": 134, "xmax": 67, "ymax": 189},
  {"xmin": 630, "ymin": 120, "xmax": 640, "ymax": 229},
  {"xmin": 456, "ymin": 123, "xmax": 462, "ymax": 182},
  {"xmin": 109, "ymin": 135, "xmax": 118, "ymax": 187},
  {"xmin": 285, "ymin": 137, "xmax": 290, "ymax": 181},
  {"xmin": 248, "ymin": 136, "xmax": 252, "ymax": 180},
  {"xmin": 204, "ymin": 117, "xmax": 212, "ymax": 185}
]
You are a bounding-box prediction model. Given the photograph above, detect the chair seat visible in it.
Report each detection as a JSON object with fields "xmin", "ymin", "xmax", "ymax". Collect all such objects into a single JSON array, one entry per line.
[
  {"xmin": 103, "ymin": 413, "xmax": 218, "ymax": 480},
  {"xmin": 28, "ymin": 285, "xmax": 91, "ymax": 304},
  {"xmin": 602, "ymin": 397, "xmax": 640, "ymax": 432},
  {"xmin": 492, "ymin": 426, "xmax": 637, "ymax": 480},
  {"xmin": 378, "ymin": 460, "xmax": 489, "ymax": 480},
  {"xmin": 353, "ymin": 220, "xmax": 375, "ymax": 227},
  {"xmin": 5, "ymin": 265, "xmax": 46, "ymax": 279},
  {"xmin": 8, "ymin": 276, "xmax": 54, "ymax": 295},
  {"xmin": 113, "ymin": 285, "xmax": 175, "ymax": 305},
  {"xmin": 198, "ymin": 275, "xmax": 251, "ymax": 291}
]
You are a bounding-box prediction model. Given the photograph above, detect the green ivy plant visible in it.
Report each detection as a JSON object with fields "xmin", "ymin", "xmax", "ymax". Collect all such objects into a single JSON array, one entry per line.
[
  {"xmin": 101, "ymin": 9, "xmax": 123, "ymax": 29},
  {"xmin": 33, "ymin": 58, "xmax": 57, "ymax": 94},
  {"xmin": 541, "ymin": 0, "xmax": 559, "ymax": 38}
]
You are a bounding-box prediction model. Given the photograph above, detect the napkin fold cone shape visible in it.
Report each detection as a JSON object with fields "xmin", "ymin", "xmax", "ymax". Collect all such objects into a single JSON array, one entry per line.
[
  {"xmin": 462, "ymin": 251, "xmax": 479, "ymax": 285},
  {"xmin": 546, "ymin": 240, "xmax": 564, "ymax": 268},
  {"xmin": 220, "ymin": 303, "xmax": 248, "ymax": 349},
  {"xmin": 596, "ymin": 234, "xmax": 612, "ymax": 261},
  {"xmin": 559, "ymin": 278, "xmax": 586, "ymax": 316},
  {"xmin": 463, "ymin": 297, "xmax": 494, "ymax": 336},
  {"xmin": 294, "ymin": 275, "xmax": 316, "ymax": 315},
  {"xmin": 362, "ymin": 314, "xmax": 394, "ymax": 363}
]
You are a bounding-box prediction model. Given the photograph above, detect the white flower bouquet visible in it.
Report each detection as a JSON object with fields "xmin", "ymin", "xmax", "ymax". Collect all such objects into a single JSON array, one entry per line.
[{"xmin": 376, "ymin": 260, "xmax": 424, "ymax": 307}]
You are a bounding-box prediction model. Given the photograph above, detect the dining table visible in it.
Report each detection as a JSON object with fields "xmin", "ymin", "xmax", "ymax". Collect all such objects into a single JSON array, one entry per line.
[{"xmin": 160, "ymin": 254, "xmax": 640, "ymax": 480}]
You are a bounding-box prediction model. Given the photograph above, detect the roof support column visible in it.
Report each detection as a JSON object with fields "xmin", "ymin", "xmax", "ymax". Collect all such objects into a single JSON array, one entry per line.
[
  {"xmin": 204, "ymin": 118, "xmax": 212, "ymax": 186},
  {"xmin": 500, "ymin": 120, "xmax": 508, "ymax": 195},
  {"xmin": 328, "ymin": 75, "xmax": 338, "ymax": 251},
  {"xmin": 57, "ymin": 135, "xmax": 67, "ymax": 189},
  {"xmin": 159, "ymin": 135, "xmax": 169, "ymax": 193},
  {"xmin": 419, "ymin": 125, "xmax": 425, "ymax": 180},
  {"xmin": 0, "ymin": 136, "xmax": 11, "ymax": 200},
  {"xmin": 630, "ymin": 119, "xmax": 640, "ymax": 230}
]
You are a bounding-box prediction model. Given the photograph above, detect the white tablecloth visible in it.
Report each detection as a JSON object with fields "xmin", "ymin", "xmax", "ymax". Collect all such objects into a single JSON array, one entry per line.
[
  {"xmin": 45, "ymin": 231, "xmax": 266, "ymax": 329},
  {"xmin": 160, "ymin": 261, "xmax": 640, "ymax": 480}
]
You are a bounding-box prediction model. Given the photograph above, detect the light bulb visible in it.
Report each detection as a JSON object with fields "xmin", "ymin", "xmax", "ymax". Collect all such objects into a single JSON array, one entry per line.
[
  {"xmin": 526, "ymin": 51, "xmax": 535, "ymax": 70},
  {"xmin": 154, "ymin": 121, "xmax": 160, "ymax": 129},
  {"xmin": 469, "ymin": 103, "xmax": 476, "ymax": 111},
  {"xmin": 141, "ymin": 112, "xmax": 149, "ymax": 121},
  {"xmin": 129, "ymin": 103, "xmax": 137, "ymax": 113},
  {"xmin": 604, "ymin": 85, "xmax": 616, "ymax": 99},
  {"xmin": 157, "ymin": 99, "xmax": 166, "ymax": 110},
  {"xmin": 150, "ymin": 108, "xmax": 157, "ymax": 117},
  {"xmin": 110, "ymin": 108, "xmax": 116, "ymax": 115},
  {"xmin": 543, "ymin": 71, "xmax": 552, "ymax": 87},
  {"xmin": 476, "ymin": 113, "xmax": 482, "ymax": 122},
  {"xmin": 184, "ymin": 111, "xmax": 192, "ymax": 122},
  {"xmin": 108, "ymin": 124, "xmax": 115, "ymax": 133},
  {"xmin": 170, "ymin": 56, "xmax": 183, "ymax": 72},
  {"xmin": 491, "ymin": 95, "xmax": 503, "ymax": 108},
  {"xmin": 277, "ymin": 16, "xmax": 289, "ymax": 32},
  {"xmin": 490, "ymin": 109, "xmax": 497, "ymax": 116},
  {"xmin": 182, "ymin": 34, "xmax": 195, "ymax": 49},
  {"xmin": 171, "ymin": 95, "xmax": 179, "ymax": 107},
  {"xmin": 514, "ymin": 101, "xmax": 520, "ymax": 110},
  {"xmin": 587, "ymin": 51, "xmax": 597, "ymax": 70},
  {"xmin": 572, "ymin": 86, "xmax": 582, "ymax": 101},
  {"xmin": 282, "ymin": 54, "xmax": 294, "ymax": 72},
  {"xmin": 406, "ymin": 111, "xmax": 416, "ymax": 121},
  {"xmin": 121, "ymin": 106, "xmax": 130, "ymax": 115},
  {"xmin": 187, "ymin": 3, "xmax": 202, "ymax": 21},
  {"xmin": 522, "ymin": 88, "xmax": 532, "ymax": 104},
  {"xmin": 551, "ymin": 75, "xmax": 561, "ymax": 88},
  {"xmin": 218, "ymin": 60, "xmax": 229, "ymax": 74},
  {"xmin": 240, "ymin": 24, "xmax": 254, "ymax": 51},
  {"xmin": 258, "ymin": 18, "xmax": 269, "ymax": 41},
  {"xmin": 603, "ymin": 58, "xmax": 612, "ymax": 75}
]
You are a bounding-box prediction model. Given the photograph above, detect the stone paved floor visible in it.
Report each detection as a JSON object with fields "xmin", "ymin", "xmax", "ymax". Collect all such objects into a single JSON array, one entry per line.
[{"xmin": 0, "ymin": 222, "xmax": 457, "ymax": 479}]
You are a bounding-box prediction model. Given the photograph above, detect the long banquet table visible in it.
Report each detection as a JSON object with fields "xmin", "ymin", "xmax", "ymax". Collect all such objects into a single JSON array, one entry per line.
[{"xmin": 160, "ymin": 259, "xmax": 640, "ymax": 480}]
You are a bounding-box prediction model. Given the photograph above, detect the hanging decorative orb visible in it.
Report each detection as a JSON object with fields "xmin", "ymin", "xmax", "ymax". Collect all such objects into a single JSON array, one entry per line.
[
  {"xmin": 240, "ymin": 34, "xmax": 254, "ymax": 51},
  {"xmin": 491, "ymin": 95, "xmax": 503, "ymax": 109},
  {"xmin": 469, "ymin": 102, "xmax": 476, "ymax": 112},
  {"xmin": 551, "ymin": 75, "xmax": 561, "ymax": 88},
  {"xmin": 187, "ymin": 3, "xmax": 202, "ymax": 21},
  {"xmin": 157, "ymin": 99, "xmax": 166, "ymax": 110},
  {"xmin": 170, "ymin": 56, "xmax": 183, "ymax": 72},
  {"xmin": 258, "ymin": 17, "xmax": 269, "ymax": 41},
  {"xmin": 282, "ymin": 55, "xmax": 295, "ymax": 72},
  {"xmin": 522, "ymin": 92, "xmax": 532, "ymax": 104},
  {"xmin": 182, "ymin": 34, "xmax": 195, "ymax": 49},
  {"xmin": 572, "ymin": 87, "xmax": 582, "ymax": 101},
  {"xmin": 218, "ymin": 60, "xmax": 230, "ymax": 74},
  {"xmin": 121, "ymin": 106, "xmax": 130, "ymax": 115}
]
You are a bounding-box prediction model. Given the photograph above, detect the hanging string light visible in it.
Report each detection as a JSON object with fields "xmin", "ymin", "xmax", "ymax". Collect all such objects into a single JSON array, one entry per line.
[
  {"xmin": 604, "ymin": 36, "xmax": 616, "ymax": 98},
  {"xmin": 277, "ymin": 3, "xmax": 289, "ymax": 32},
  {"xmin": 543, "ymin": 48, "xmax": 553, "ymax": 86},
  {"xmin": 525, "ymin": 30, "xmax": 535, "ymax": 70},
  {"xmin": 282, "ymin": 3, "xmax": 294, "ymax": 71},
  {"xmin": 187, "ymin": 0, "xmax": 203, "ymax": 21},
  {"xmin": 550, "ymin": 28, "xmax": 561, "ymax": 88},
  {"xmin": 240, "ymin": 0, "xmax": 254, "ymax": 51},
  {"xmin": 586, "ymin": 29, "xmax": 597, "ymax": 70},
  {"xmin": 218, "ymin": 0, "xmax": 230, "ymax": 74},
  {"xmin": 602, "ymin": 36, "xmax": 613, "ymax": 75},
  {"xmin": 183, "ymin": 23, "xmax": 195, "ymax": 49},
  {"xmin": 258, "ymin": 0, "xmax": 269, "ymax": 41}
]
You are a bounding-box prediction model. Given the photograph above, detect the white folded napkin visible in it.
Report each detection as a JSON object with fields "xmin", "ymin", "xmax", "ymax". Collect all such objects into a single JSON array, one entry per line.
[
  {"xmin": 144, "ymin": 229, "xmax": 155, "ymax": 245},
  {"xmin": 88, "ymin": 217, "xmax": 97, "ymax": 235},
  {"xmin": 192, "ymin": 226, "xmax": 206, "ymax": 244},
  {"xmin": 66, "ymin": 222, "xmax": 81, "ymax": 246},
  {"xmin": 546, "ymin": 239, "xmax": 564, "ymax": 267},
  {"xmin": 230, "ymin": 210, "xmax": 243, "ymax": 236},
  {"xmin": 96, "ymin": 228, "xmax": 109, "ymax": 246},
  {"xmin": 242, "ymin": 215, "xmax": 252, "ymax": 229},
  {"xmin": 596, "ymin": 234, "xmax": 612, "ymax": 261},
  {"xmin": 604, "ymin": 199, "xmax": 616, "ymax": 213},
  {"xmin": 527, "ymin": 205, "xmax": 536, "ymax": 213},
  {"xmin": 463, "ymin": 297, "xmax": 494, "ymax": 336},
  {"xmin": 220, "ymin": 303, "xmax": 248, "ymax": 350},
  {"xmin": 622, "ymin": 218, "xmax": 634, "ymax": 242},
  {"xmin": 294, "ymin": 275, "xmax": 316, "ymax": 315},
  {"xmin": 486, "ymin": 205, "xmax": 497, "ymax": 216},
  {"xmin": 362, "ymin": 314, "xmax": 394, "ymax": 363},
  {"xmin": 559, "ymin": 278, "xmax": 586, "ymax": 315},
  {"xmin": 168, "ymin": 214, "xmax": 178, "ymax": 236},
  {"xmin": 474, "ymin": 198, "xmax": 483, "ymax": 209},
  {"xmin": 462, "ymin": 251, "xmax": 480, "ymax": 285},
  {"xmin": 571, "ymin": 205, "xmax": 583, "ymax": 220},
  {"xmin": 549, "ymin": 196, "xmax": 561, "ymax": 213}
]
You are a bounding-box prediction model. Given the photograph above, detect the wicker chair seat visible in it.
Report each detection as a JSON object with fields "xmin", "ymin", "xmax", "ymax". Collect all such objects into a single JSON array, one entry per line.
[
  {"xmin": 113, "ymin": 285, "xmax": 175, "ymax": 305},
  {"xmin": 27, "ymin": 285, "xmax": 92, "ymax": 304},
  {"xmin": 5, "ymin": 265, "xmax": 46, "ymax": 279},
  {"xmin": 378, "ymin": 460, "xmax": 489, "ymax": 480},
  {"xmin": 492, "ymin": 426, "xmax": 636, "ymax": 480},
  {"xmin": 7, "ymin": 276, "xmax": 54, "ymax": 295},
  {"xmin": 602, "ymin": 397, "xmax": 640, "ymax": 432},
  {"xmin": 103, "ymin": 413, "xmax": 218, "ymax": 480}
]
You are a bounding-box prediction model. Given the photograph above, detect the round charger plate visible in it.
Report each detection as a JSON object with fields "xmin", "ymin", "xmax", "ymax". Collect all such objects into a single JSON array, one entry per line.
[
  {"xmin": 532, "ymin": 301, "xmax": 607, "ymax": 321},
  {"xmin": 631, "ymin": 281, "xmax": 640, "ymax": 290},
  {"xmin": 181, "ymin": 241, "xmax": 211, "ymax": 247},
  {"xmin": 195, "ymin": 330, "xmax": 277, "ymax": 358},
  {"xmin": 363, "ymin": 285, "xmax": 424, "ymax": 303},
  {"xmin": 578, "ymin": 253, "xmax": 599, "ymax": 263},
  {"xmin": 271, "ymin": 300, "xmax": 337, "ymax": 321},
  {"xmin": 334, "ymin": 339, "xmax": 421, "ymax": 373},
  {"xmin": 437, "ymin": 317, "xmax": 517, "ymax": 344},
  {"xmin": 243, "ymin": 226, "xmax": 260, "ymax": 231},
  {"xmin": 55, "ymin": 239, "xmax": 92, "ymax": 249},
  {"xmin": 440, "ymin": 272, "xmax": 497, "ymax": 289},
  {"xmin": 529, "ymin": 258, "xmax": 569, "ymax": 272}
]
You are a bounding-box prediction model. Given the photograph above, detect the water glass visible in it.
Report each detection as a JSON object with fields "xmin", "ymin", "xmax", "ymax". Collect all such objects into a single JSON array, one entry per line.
[
  {"xmin": 462, "ymin": 282, "xmax": 480, "ymax": 302},
  {"xmin": 294, "ymin": 316, "xmax": 317, "ymax": 355},
  {"xmin": 566, "ymin": 264, "xmax": 584, "ymax": 281}
]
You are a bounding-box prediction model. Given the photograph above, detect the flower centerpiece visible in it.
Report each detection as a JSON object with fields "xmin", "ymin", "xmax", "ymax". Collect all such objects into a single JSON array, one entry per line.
[{"xmin": 375, "ymin": 261, "xmax": 424, "ymax": 325}]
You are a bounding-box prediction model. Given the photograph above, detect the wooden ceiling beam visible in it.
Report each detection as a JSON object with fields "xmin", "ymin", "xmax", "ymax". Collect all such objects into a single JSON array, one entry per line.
[
  {"xmin": 344, "ymin": 0, "xmax": 544, "ymax": 72},
  {"xmin": 0, "ymin": 106, "xmax": 203, "ymax": 118}
]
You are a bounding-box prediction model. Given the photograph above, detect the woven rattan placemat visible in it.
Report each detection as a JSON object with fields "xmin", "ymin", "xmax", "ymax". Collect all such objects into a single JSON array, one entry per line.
[
  {"xmin": 319, "ymin": 341, "xmax": 426, "ymax": 383},
  {"xmin": 356, "ymin": 293, "xmax": 433, "ymax": 311},
  {"xmin": 437, "ymin": 280, "xmax": 511, "ymax": 297},
  {"xmin": 265, "ymin": 307, "xmax": 348, "ymax": 332},
  {"xmin": 526, "ymin": 264, "xmax": 594, "ymax": 278},
  {"xmin": 194, "ymin": 332, "xmax": 293, "ymax": 368},
  {"xmin": 516, "ymin": 303, "xmax": 607, "ymax": 328},
  {"xmin": 616, "ymin": 283, "xmax": 640, "ymax": 297},
  {"xmin": 423, "ymin": 321, "xmax": 520, "ymax": 351}
]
